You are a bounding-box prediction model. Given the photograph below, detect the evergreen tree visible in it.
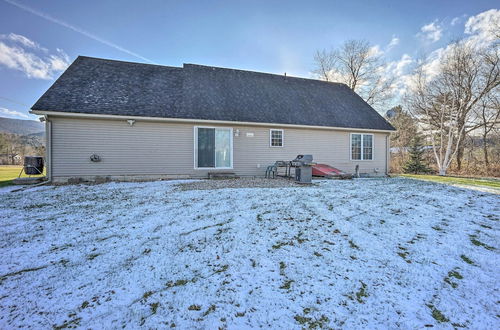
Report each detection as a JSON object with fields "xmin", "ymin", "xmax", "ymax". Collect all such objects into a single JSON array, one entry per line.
[{"xmin": 403, "ymin": 135, "xmax": 431, "ymax": 174}]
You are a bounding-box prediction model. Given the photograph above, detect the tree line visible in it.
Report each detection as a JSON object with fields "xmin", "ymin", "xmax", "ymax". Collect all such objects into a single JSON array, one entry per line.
[
  {"xmin": 313, "ymin": 35, "xmax": 499, "ymax": 177},
  {"xmin": 0, "ymin": 133, "xmax": 45, "ymax": 165}
]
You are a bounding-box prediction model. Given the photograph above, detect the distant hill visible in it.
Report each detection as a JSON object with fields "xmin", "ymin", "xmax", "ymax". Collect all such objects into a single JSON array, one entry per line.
[{"xmin": 0, "ymin": 116, "xmax": 44, "ymax": 135}]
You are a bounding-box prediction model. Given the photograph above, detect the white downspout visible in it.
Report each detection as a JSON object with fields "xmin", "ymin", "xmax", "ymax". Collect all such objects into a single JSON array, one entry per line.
[
  {"xmin": 385, "ymin": 134, "xmax": 390, "ymax": 176},
  {"xmin": 43, "ymin": 115, "xmax": 52, "ymax": 182}
]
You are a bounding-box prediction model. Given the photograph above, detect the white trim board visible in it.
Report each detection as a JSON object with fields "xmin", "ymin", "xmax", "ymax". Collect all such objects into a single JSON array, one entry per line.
[
  {"xmin": 269, "ymin": 128, "xmax": 284, "ymax": 147},
  {"xmin": 193, "ymin": 126, "xmax": 234, "ymax": 170},
  {"xmin": 350, "ymin": 133, "xmax": 374, "ymax": 161}
]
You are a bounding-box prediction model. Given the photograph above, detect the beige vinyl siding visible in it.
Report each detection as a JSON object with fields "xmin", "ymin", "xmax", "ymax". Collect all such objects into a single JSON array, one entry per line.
[{"xmin": 50, "ymin": 116, "xmax": 389, "ymax": 179}]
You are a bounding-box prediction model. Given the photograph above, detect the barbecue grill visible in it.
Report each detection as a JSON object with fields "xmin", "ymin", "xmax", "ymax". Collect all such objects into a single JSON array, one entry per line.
[{"xmin": 291, "ymin": 154, "xmax": 315, "ymax": 183}]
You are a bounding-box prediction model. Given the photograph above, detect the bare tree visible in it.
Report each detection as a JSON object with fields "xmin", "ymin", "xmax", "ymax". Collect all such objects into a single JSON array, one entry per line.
[
  {"xmin": 386, "ymin": 106, "xmax": 418, "ymax": 171},
  {"xmin": 475, "ymin": 96, "xmax": 500, "ymax": 171},
  {"xmin": 313, "ymin": 40, "xmax": 394, "ymax": 110},
  {"xmin": 440, "ymin": 40, "xmax": 500, "ymax": 170},
  {"xmin": 408, "ymin": 69, "xmax": 460, "ymax": 175},
  {"xmin": 408, "ymin": 39, "xmax": 500, "ymax": 175}
]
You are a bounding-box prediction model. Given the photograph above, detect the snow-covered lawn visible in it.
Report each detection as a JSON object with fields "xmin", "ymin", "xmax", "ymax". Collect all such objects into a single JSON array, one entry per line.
[{"xmin": 1, "ymin": 178, "xmax": 498, "ymax": 329}]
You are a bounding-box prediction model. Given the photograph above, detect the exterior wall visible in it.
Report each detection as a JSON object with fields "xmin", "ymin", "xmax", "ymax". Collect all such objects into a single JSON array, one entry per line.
[{"xmin": 49, "ymin": 116, "xmax": 390, "ymax": 181}]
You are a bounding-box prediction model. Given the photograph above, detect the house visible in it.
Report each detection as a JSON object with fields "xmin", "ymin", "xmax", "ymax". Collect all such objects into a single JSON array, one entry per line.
[
  {"xmin": 0, "ymin": 153, "xmax": 21, "ymax": 165},
  {"xmin": 31, "ymin": 56, "xmax": 395, "ymax": 183}
]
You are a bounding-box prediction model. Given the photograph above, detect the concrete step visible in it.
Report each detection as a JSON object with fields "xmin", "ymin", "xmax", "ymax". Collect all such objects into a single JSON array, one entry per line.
[
  {"xmin": 12, "ymin": 177, "xmax": 46, "ymax": 185},
  {"xmin": 208, "ymin": 172, "xmax": 238, "ymax": 180}
]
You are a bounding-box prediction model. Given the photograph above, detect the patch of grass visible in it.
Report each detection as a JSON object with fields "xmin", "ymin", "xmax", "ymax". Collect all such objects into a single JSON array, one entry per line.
[
  {"xmin": 294, "ymin": 315, "xmax": 312, "ymax": 325},
  {"xmin": 469, "ymin": 235, "xmax": 495, "ymax": 250},
  {"xmin": 349, "ymin": 240, "xmax": 359, "ymax": 249},
  {"xmin": 87, "ymin": 253, "xmax": 100, "ymax": 260},
  {"xmin": 427, "ymin": 304, "xmax": 449, "ymax": 323},
  {"xmin": 214, "ymin": 264, "xmax": 229, "ymax": 274},
  {"xmin": 400, "ymin": 174, "xmax": 500, "ymax": 190},
  {"xmin": 0, "ymin": 265, "xmax": 47, "ymax": 283},
  {"xmin": 53, "ymin": 317, "xmax": 82, "ymax": 330},
  {"xmin": 80, "ymin": 301, "xmax": 89, "ymax": 309},
  {"xmin": 188, "ymin": 304, "xmax": 201, "ymax": 311},
  {"xmin": 142, "ymin": 291, "xmax": 154, "ymax": 299},
  {"xmin": 279, "ymin": 261, "xmax": 286, "ymax": 275},
  {"xmin": 444, "ymin": 278, "xmax": 458, "ymax": 288},
  {"xmin": 24, "ymin": 203, "xmax": 51, "ymax": 209},
  {"xmin": 272, "ymin": 241, "xmax": 294, "ymax": 249},
  {"xmin": 294, "ymin": 313, "xmax": 329, "ymax": 328},
  {"xmin": 460, "ymin": 255, "xmax": 475, "ymax": 265},
  {"xmin": 235, "ymin": 311, "xmax": 245, "ymax": 317},
  {"xmin": 294, "ymin": 232, "xmax": 307, "ymax": 244},
  {"xmin": 408, "ymin": 233, "xmax": 426, "ymax": 244},
  {"xmin": 355, "ymin": 281, "xmax": 369, "ymax": 303},
  {"xmin": 280, "ymin": 280, "xmax": 294, "ymax": 290},
  {"xmin": 313, "ymin": 251, "xmax": 322, "ymax": 257},
  {"xmin": 451, "ymin": 322, "xmax": 466, "ymax": 328},
  {"xmin": 150, "ymin": 302, "xmax": 159, "ymax": 314},
  {"xmin": 448, "ymin": 270, "xmax": 463, "ymax": 280},
  {"xmin": 397, "ymin": 247, "xmax": 412, "ymax": 263},
  {"xmin": 431, "ymin": 226, "xmax": 444, "ymax": 232},
  {"xmin": 444, "ymin": 269, "xmax": 463, "ymax": 289},
  {"xmin": 202, "ymin": 304, "xmax": 216, "ymax": 316},
  {"xmin": 0, "ymin": 165, "xmax": 45, "ymax": 188},
  {"xmin": 165, "ymin": 279, "xmax": 191, "ymax": 288}
]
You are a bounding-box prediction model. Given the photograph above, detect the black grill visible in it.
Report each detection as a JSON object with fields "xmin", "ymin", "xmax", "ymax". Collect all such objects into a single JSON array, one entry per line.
[{"xmin": 291, "ymin": 154, "xmax": 314, "ymax": 167}]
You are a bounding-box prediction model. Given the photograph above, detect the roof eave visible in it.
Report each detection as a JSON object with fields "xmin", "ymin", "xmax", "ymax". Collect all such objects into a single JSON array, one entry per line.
[{"xmin": 30, "ymin": 110, "xmax": 396, "ymax": 133}]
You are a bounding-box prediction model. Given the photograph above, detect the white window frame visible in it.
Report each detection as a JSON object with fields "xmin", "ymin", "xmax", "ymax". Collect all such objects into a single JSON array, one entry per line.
[
  {"xmin": 269, "ymin": 129, "xmax": 284, "ymax": 147},
  {"xmin": 194, "ymin": 126, "xmax": 234, "ymax": 170},
  {"xmin": 350, "ymin": 133, "xmax": 374, "ymax": 161}
]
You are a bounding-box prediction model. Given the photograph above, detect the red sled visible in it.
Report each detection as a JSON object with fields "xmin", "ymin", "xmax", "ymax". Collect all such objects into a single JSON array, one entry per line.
[{"xmin": 312, "ymin": 164, "xmax": 353, "ymax": 179}]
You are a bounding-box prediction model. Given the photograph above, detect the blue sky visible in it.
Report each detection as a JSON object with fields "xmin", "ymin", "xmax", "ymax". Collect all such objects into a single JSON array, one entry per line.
[{"xmin": 0, "ymin": 0, "xmax": 498, "ymax": 119}]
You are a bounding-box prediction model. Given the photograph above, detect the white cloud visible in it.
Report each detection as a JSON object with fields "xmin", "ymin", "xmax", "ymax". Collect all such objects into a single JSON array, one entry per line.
[
  {"xmin": 383, "ymin": 54, "xmax": 414, "ymax": 97},
  {"xmin": 420, "ymin": 48, "xmax": 445, "ymax": 80},
  {"xmin": 464, "ymin": 9, "xmax": 500, "ymax": 47},
  {"xmin": 3, "ymin": 33, "xmax": 44, "ymax": 50},
  {"xmin": 368, "ymin": 45, "xmax": 384, "ymax": 57},
  {"xmin": 451, "ymin": 17, "xmax": 460, "ymax": 26},
  {"xmin": 0, "ymin": 107, "xmax": 30, "ymax": 119},
  {"xmin": 386, "ymin": 36, "xmax": 400, "ymax": 51},
  {"xmin": 0, "ymin": 33, "xmax": 70, "ymax": 79},
  {"xmin": 394, "ymin": 54, "xmax": 413, "ymax": 76},
  {"xmin": 418, "ymin": 21, "xmax": 443, "ymax": 43}
]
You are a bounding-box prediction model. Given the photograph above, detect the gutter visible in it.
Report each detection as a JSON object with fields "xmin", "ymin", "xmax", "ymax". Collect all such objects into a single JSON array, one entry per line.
[
  {"xmin": 42, "ymin": 115, "xmax": 52, "ymax": 182},
  {"xmin": 29, "ymin": 110, "xmax": 396, "ymax": 134}
]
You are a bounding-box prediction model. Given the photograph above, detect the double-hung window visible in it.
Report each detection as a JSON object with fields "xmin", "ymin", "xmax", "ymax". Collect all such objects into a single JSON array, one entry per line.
[
  {"xmin": 351, "ymin": 133, "xmax": 373, "ymax": 160},
  {"xmin": 195, "ymin": 127, "xmax": 233, "ymax": 168},
  {"xmin": 270, "ymin": 129, "xmax": 284, "ymax": 147}
]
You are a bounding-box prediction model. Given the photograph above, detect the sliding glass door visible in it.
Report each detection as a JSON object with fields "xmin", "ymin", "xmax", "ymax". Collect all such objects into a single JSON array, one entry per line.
[{"xmin": 195, "ymin": 127, "xmax": 232, "ymax": 168}]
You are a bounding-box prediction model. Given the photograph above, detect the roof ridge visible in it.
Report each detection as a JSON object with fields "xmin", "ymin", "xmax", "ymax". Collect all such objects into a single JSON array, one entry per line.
[
  {"xmin": 183, "ymin": 63, "xmax": 347, "ymax": 86},
  {"xmin": 76, "ymin": 55, "xmax": 182, "ymax": 70},
  {"xmin": 76, "ymin": 56, "xmax": 347, "ymax": 87}
]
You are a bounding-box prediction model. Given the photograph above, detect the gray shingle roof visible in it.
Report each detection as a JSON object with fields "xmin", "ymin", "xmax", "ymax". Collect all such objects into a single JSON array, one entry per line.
[{"xmin": 32, "ymin": 56, "xmax": 395, "ymax": 131}]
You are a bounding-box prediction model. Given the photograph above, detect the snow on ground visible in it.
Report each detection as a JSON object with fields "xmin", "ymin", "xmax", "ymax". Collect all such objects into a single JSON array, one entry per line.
[{"xmin": 0, "ymin": 178, "xmax": 499, "ymax": 329}]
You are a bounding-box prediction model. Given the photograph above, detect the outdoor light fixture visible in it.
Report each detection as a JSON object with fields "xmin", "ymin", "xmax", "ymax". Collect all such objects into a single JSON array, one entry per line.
[
  {"xmin": 127, "ymin": 119, "xmax": 136, "ymax": 126},
  {"xmin": 234, "ymin": 129, "xmax": 240, "ymax": 137}
]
